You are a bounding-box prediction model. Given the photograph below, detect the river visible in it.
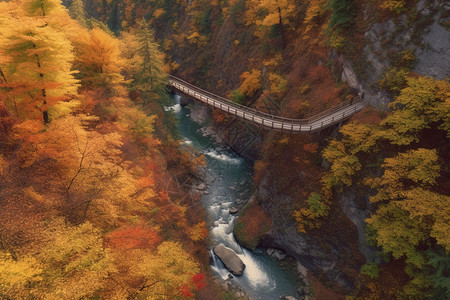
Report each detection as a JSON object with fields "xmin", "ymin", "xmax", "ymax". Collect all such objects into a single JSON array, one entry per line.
[{"xmin": 169, "ymin": 94, "xmax": 299, "ymax": 299}]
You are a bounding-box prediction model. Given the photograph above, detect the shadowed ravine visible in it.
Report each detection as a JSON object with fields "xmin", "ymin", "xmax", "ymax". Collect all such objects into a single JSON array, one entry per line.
[{"xmin": 169, "ymin": 94, "xmax": 299, "ymax": 299}]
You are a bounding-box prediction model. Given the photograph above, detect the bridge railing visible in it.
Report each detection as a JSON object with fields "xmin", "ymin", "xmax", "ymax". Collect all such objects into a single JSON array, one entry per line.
[{"xmin": 168, "ymin": 75, "xmax": 364, "ymax": 132}]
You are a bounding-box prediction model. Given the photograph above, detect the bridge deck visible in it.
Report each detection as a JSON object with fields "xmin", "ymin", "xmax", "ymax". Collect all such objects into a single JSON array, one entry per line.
[{"xmin": 168, "ymin": 75, "xmax": 364, "ymax": 133}]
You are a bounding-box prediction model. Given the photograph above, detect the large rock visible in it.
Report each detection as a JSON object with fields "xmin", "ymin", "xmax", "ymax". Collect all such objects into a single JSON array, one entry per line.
[
  {"xmin": 196, "ymin": 182, "xmax": 206, "ymax": 190},
  {"xmin": 213, "ymin": 244, "xmax": 245, "ymax": 276},
  {"xmin": 229, "ymin": 207, "xmax": 239, "ymax": 214}
]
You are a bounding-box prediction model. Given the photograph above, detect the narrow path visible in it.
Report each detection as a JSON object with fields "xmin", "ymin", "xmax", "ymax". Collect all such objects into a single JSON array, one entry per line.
[{"xmin": 169, "ymin": 75, "xmax": 364, "ymax": 133}]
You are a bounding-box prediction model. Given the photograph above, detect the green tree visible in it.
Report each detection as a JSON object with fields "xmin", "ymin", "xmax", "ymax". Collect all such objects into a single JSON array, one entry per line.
[
  {"xmin": 69, "ymin": 0, "xmax": 87, "ymax": 27},
  {"xmin": 134, "ymin": 19, "xmax": 167, "ymax": 100}
]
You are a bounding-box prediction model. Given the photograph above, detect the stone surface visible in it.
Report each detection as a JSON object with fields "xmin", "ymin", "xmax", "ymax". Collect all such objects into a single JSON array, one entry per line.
[
  {"xmin": 213, "ymin": 244, "xmax": 245, "ymax": 276},
  {"xmin": 414, "ymin": 20, "xmax": 450, "ymax": 80},
  {"xmin": 339, "ymin": 192, "xmax": 378, "ymax": 262},
  {"xmin": 179, "ymin": 94, "xmax": 192, "ymax": 106},
  {"xmin": 267, "ymin": 248, "xmax": 287, "ymax": 260},
  {"xmin": 229, "ymin": 207, "xmax": 239, "ymax": 214},
  {"xmin": 196, "ymin": 182, "xmax": 206, "ymax": 190},
  {"xmin": 272, "ymin": 250, "xmax": 287, "ymax": 261},
  {"xmin": 340, "ymin": 0, "xmax": 449, "ymax": 110},
  {"xmin": 190, "ymin": 102, "xmax": 210, "ymax": 125},
  {"xmin": 256, "ymin": 172, "xmax": 361, "ymax": 291}
]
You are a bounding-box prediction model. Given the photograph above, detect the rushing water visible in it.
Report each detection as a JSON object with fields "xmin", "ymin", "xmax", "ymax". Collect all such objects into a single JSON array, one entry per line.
[{"xmin": 169, "ymin": 94, "xmax": 299, "ymax": 299}]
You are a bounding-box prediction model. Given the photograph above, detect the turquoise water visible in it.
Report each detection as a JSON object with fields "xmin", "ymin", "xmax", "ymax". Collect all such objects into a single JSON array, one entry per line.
[{"xmin": 169, "ymin": 94, "xmax": 299, "ymax": 299}]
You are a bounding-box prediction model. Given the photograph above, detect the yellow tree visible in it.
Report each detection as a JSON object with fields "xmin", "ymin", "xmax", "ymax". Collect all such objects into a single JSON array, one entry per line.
[
  {"xmin": 0, "ymin": 252, "xmax": 43, "ymax": 298},
  {"xmin": 239, "ymin": 69, "xmax": 262, "ymax": 97},
  {"xmin": 128, "ymin": 241, "xmax": 200, "ymax": 298},
  {"xmin": 366, "ymin": 148, "xmax": 448, "ymax": 251},
  {"xmin": 35, "ymin": 218, "xmax": 115, "ymax": 299},
  {"xmin": 73, "ymin": 27, "xmax": 124, "ymax": 88},
  {"xmin": 0, "ymin": 0, "xmax": 78, "ymax": 123},
  {"xmin": 381, "ymin": 77, "xmax": 450, "ymax": 145},
  {"xmin": 246, "ymin": 0, "xmax": 295, "ymax": 43},
  {"xmin": 104, "ymin": 241, "xmax": 200, "ymax": 298}
]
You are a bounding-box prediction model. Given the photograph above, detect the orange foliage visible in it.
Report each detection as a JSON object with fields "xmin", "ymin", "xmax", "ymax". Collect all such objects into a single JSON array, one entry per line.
[
  {"xmin": 106, "ymin": 225, "xmax": 162, "ymax": 250},
  {"xmin": 303, "ymin": 143, "xmax": 319, "ymax": 154},
  {"xmin": 234, "ymin": 201, "xmax": 272, "ymax": 249},
  {"xmin": 351, "ymin": 106, "xmax": 384, "ymax": 125},
  {"xmin": 254, "ymin": 160, "xmax": 268, "ymax": 185},
  {"xmin": 0, "ymin": 101, "xmax": 15, "ymax": 138},
  {"xmin": 137, "ymin": 175, "xmax": 154, "ymax": 188}
]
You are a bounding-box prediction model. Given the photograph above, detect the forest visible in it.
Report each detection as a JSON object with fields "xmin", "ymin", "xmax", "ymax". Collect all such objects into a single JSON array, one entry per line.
[{"xmin": 1, "ymin": 0, "xmax": 449, "ymax": 299}]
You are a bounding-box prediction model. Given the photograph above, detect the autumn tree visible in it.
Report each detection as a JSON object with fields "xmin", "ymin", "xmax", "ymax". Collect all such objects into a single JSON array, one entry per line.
[
  {"xmin": 246, "ymin": 0, "xmax": 295, "ymax": 45},
  {"xmin": 106, "ymin": 241, "xmax": 200, "ymax": 299},
  {"xmin": 0, "ymin": 252, "xmax": 43, "ymax": 298},
  {"xmin": 35, "ymin": 219, "xmax": 115, "ymax": 299},
  {"xmin": 0, "ymin": 0, "xmax": 78, "ymax": 123},
  {"xmin": 239, "ymin": 69, "xmax": 262, "ymax": 97},
  {"xmin": 381, "ymin": 76, "xmax": 450, "ymax": 145},
  {"xmin": 321, "ymin": 76, "xmax": 450, "ymax": 297},
  {"xmin": 73, "ymin": 27, "xmax": 124, "ymax": 88},
  {"xmin": 293, "ymin": 193, "xmax": 330, "ymax": 233}
]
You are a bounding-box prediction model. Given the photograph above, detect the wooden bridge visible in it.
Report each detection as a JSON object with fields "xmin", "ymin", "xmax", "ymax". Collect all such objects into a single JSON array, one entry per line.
[{"xmin": 168, "ymin": 75, "xmax": 364, "ymax": 133}]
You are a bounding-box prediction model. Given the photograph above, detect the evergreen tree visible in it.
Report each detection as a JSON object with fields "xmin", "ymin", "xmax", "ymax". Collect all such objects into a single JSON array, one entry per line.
[
  {"xmin": 135, "ymin": 19, "xmax": 167, "ymax": 102},
  {"xmin": 69, "ymin": 0, "xmax": 87, "ymax": 27}
]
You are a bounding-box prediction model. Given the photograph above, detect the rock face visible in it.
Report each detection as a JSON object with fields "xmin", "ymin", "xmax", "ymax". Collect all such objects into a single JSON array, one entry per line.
[
  {"xmin": 179, "ymin": 94, "xmax": 192, "ymax": 106},
  {"xmin": 213, "ymin": 244, "xmax": 245, "ymax": 276},
  {"xmin": 339, "ymin": 0, "xmax": 449, "ymax": 109},
  {"xmin": 267, "ymin": 248, "xmax": 287, "ymax": 260},
  {"xmin": 256, "ymin": 172, "xmax": 364, "ymax": 291}
]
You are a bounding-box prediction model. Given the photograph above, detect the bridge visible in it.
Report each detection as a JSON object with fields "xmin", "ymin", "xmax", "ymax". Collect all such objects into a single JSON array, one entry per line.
[{"xmin": 168, "ymin": 75, "xmax": 364, "ymax": 133}]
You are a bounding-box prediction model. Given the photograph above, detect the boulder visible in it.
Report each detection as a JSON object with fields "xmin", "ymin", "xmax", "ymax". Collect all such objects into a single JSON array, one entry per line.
[
  {"xmin": 196, "ymin": 182, "xmax": 206, "ymax": 190},
  {"xmin": 273, "ymin": 250, "xmax": 287, "ymax": 260},
  {"xmin": 236, "ymin": 198, "xmax": 243, "ymax": 205},
  {"xmin": 281, "ymin": 296, "xmax": 298, "ymax": 300},
  {"xmin": 229, "ymin": 207, "xmax": 239, "ymax": 214},
  {"xmin": 229, "ymin": 186, "xmax": 236, "ymax": 191},
  {"xmin": 213, "ymin": 244, "xmax": 245, "ymax": 276}
]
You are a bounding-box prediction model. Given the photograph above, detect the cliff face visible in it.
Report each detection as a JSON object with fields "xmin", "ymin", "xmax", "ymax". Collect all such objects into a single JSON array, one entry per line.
[
  {"xmin": 338, "ymin": 0, "xmax": 449, "ymax": 109},
  {"xmin": 256, "ymin": 172, "xmax": 364, "ymax": 292}
]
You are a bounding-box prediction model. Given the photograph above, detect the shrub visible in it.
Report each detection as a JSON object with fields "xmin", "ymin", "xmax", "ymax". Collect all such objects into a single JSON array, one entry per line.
[
  {"xmin": 230, "ymin": 89, "xmax": 246, "ymax": 104},
  {"xmin": 360, "ymin": 263, "xmax": 380, "ymax": 279}
]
